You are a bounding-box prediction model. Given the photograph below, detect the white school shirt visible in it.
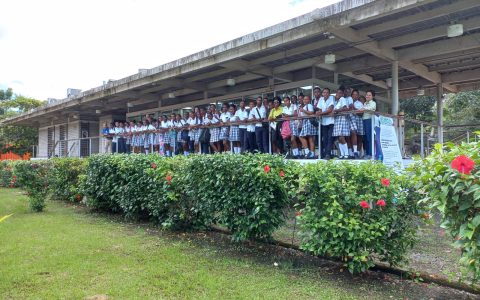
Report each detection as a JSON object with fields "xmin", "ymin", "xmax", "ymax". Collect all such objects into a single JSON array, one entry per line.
[
  {"xmin": 220, "ymin": 112, "xmax": 231, "ymax": 123},
  {"xmin": 160, "ymin": 121, "xmax": 169, "ymax": 131},
  {"xmin": 112, "ymin": 127, "xmax": 119, "ymax": 143},
  {"xmin": 235, "ymin": 108, "xmax": 249, "ymax": 129},
  {"xmin": 335, "ymin": 97, "xmax": 348, "ymax": 110},
  {"xmin": 313, "ymin": 97, "xmax": 321, "ymax": 109},
  {"xmin": 345, "ymin": 96, "xmax": 354, "ymax": 108},
  {"xmin": 299, "ymin": 103, "xmax": 314, "ymax": 117},
  {"xmin": 229, "ymin": 112, "xmax": 239, "ymax": 125},
  {"xmin": 353, "ymin": 100, "xmax": 364, "ymax": 110},
  {"xmin": 251, "ymin": 105, "xmax": 266, "ymax": 127},
  {"xmin": 147, "ymin": 124, "xmax": 155, "ymax": 132},
  {"xmin": 247, "ymin": 110, "xmax": 256, "ymax": 132},
  {"xmin": 282, "ymin": 105, "xmax": 295, "ymax": 117},
  {"xmin": 317, "ymin": 96, "xmax": 335, "ymax": 126}
]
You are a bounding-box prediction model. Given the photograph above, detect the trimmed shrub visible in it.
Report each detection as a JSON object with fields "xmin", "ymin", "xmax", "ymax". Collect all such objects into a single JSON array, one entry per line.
[
  {"xmin": 13, "ymin": 160, "xmax": 52, "ymax": 212},
  {"xmin": 409, "ymin": 138, "xmax": 480, "ymax": 280},
  {"xmin": 182, "ymin": 154, "xmax": 292, "ymax": 241},
  {"xmin": 50, "ymin": 158, "xmax": 87, "ymax": 202},
  {"xmin": 0, "ymin": 161, "xmax": 17, "ymax": 188},
  {"xmin": 297, "ymin": 161, "xmax": 418, "ymax": 273}
]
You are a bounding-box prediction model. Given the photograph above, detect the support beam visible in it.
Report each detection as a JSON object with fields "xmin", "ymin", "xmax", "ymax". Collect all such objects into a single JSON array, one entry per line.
[
  {"xmin": 397, "ymin": 33, "xmax": 480, "ymax": 61},
  {"xmin": 391, "ymin": 61, "xmax": 399, "ymax": 115},
  {"xmin": 437, "ymin": 83, "xmax": 444, "ymax": 144},
  {"xmin": 331, "ymin": 27, "xmax": 457, "ymax": 92}
]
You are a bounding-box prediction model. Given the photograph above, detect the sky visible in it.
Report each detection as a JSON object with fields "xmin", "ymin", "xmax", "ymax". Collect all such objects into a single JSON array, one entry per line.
[{"xmin": 0, "ymin": 0, "xmax": 340, "ymax": 100}]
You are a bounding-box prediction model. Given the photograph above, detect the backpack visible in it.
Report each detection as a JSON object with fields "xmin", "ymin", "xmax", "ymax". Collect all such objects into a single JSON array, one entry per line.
[{"xmin": 281, "ymin": 120, "xmax": 291, "ymax": 139}]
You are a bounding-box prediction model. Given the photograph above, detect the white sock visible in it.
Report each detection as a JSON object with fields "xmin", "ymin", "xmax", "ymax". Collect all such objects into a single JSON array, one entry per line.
[
  {"xmin": 353, "ymin": 145, "xmax": 358, "ymax": 153},
  {"xmin": 293, "ymin": 148, "xmax": 298, "ymax": 156},
  {"xmin": 304, "ymin": 149, "xmax": 310, "ymax": 155},
  {"xmin": 342, "ymin": 144, "xmax": 349, "ymax": 156},
  {"xmin": 166, "ymin": 150, "xmax": 170, "ymax": 156},
  {"xmin": 349, "ymin": 148, "xmax": 353, "ymax": 156},
  {"xmin": 338, "ymin": 144, "xmax": 345, "ymax": 156},
  {"xmin": 145, "ymin": 150, "xmax": 149, "ymax": 154}
]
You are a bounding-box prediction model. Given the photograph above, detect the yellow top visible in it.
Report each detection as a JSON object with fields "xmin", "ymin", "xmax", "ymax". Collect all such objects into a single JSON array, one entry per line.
[{"xmin": 268, "ymin": 107, "xmax": 283, "ymax": 120}]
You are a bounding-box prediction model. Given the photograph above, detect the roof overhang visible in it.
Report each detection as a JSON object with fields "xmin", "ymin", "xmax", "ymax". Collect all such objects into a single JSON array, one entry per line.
[{"xmin": 4, "ymin": 0, "xmax": 480, "ymax": 127}]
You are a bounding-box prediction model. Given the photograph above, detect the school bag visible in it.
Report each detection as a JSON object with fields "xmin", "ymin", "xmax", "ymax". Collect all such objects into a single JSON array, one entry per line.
[{"xmin": 281, "ymin": 120, "xmax": 291, "ymax": 139}]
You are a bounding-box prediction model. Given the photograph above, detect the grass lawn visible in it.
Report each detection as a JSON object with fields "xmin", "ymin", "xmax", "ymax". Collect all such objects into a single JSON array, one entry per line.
[{"xmin": 0, "ymin": 188, "xmax": 474, "ymax": 299}]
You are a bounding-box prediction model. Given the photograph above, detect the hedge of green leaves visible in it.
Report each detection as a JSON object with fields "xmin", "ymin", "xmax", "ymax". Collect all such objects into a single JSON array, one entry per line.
[
  {"xmin": 13, "ymin": 160, "xmax": 52, "ymax": 212},
  {"xmin": 7, "ymin": 154, "xmax": 420, "ymax": 274},
  {"xmin": 298, "ymin": 161, "xmax": 418, "ymax": 273},
  {"xmin": 409, "ymin": 138, "xmax": 480, "ymax": 280},
  {"xmin": 0, "ymin": 161, "xmax": 17, "ymax": 188},
  {"xmin": 49, "ymin": 158, "xmax": 87, "ymax": 203}
]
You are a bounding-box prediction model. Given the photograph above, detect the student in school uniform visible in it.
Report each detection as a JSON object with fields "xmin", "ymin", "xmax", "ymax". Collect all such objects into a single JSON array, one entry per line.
[
  {"xmin": 332, "ymin": 88, "xmax": 351, "ymax": 159},
  {"xmin": 158, "ymin": 115, "xmax": 170, "ymax": 156},
  {"xmin": 168, "ymin": 114, "xmax": 177, "ymax": 155},
  {"xmin": 282, "ymin": 96, "xmax": 296, "ymax": 157},
  {"xmin": 341, "ymin": 86, "xmax": 356, "ymax": 158},
  {"xmin": 298, "ymin": 95, "xmax": 317, "ymax": 159},
  {"xmin": 251, "ymin": 97, "xmax": 268, "ymax": 153},
  {"xmin": 187, "ymin": 111, "xmax": 201, "ymax": 153},
  {"xmin": 146, "ymin": 120, "xmax": 156, "ymax": 154},
  {"xmin": 203, "ymin": 112, "xmax": 219, "ymax": 153},
  {"xmin": 228, "ymin": 104, "xmax": 241, "ymax": 154},
  {"xmin": 219, "ymin": 105, "xmax": 231, "ymax": 153},
  {"xmin": 316, "ymin": 88, "xmax": 335, "ymax": 159},
  {"xmin": 124, "ymin": 121, "xmax": 131, "ymax": 154},
  {"xmin": 102, "ymin": 122, "xmax": 112, "ymax": 154},
  {"xmin": 138, "ymin": 120, "xmax": 146, "ymax": 153},
  {"xmin": 246, "ymin": 100, "xmax": 257, "ymax": 153},
  {"xmin": 268, "ymin": 97, "xmax": 283, "ymax": 154},
  {"xmin": 361, "ymin": 90, "xmax": 377, "ymax": 159},
  {"xmin": 350, "ymin": 89, "xmax": 364, "ymax": 158},
  {"xmin": 235, "ymin": 100, "xmax": 249, "ymax": 153},
  {"xmin": 117, "ymin": 122, "xmax": 127, "ymax": 153},
  {"xmin": 110, "ymin": 122, "xmax": 119, "ymax": 153}
]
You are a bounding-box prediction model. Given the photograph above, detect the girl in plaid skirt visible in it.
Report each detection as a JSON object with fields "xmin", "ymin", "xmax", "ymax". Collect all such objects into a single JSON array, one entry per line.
[
  {"xmin": 219, "ymin": 105, "xmax": 231, "ymax": 152},
  {"xmin": 228, "ymin": 104, "xmax": 241, "ymax": 153},
  {"xmin": 333, "ymin": 89, "xmax": 350, "ymax": 159},
  {"xmin": 205, "ymin": 112, "xmax": 220, "ymax": 153},
  {"xmin": 282, "ymin": 96, "xmax": 301, "ymax": 158},
  {"xmin": 298, "ymin": 95, "xmax": 317, "ymax": 159},
  {"xmin": 350, "ymin": 89, "xmax": 364, "ymax": 158},
  {"xmin": 160, "ymin": 115, "xmax": 171, "ymax": 156},
  {"xmin": 138, "ymin": 121, "xmax": 146, "ymax": 152},
  {"xmin": 187, "ymin": 111, "xmax": 201, "ymax": 153},
  {"xmin": 144, "ymin": 120, "xmax": 155, "ymax": 154}
]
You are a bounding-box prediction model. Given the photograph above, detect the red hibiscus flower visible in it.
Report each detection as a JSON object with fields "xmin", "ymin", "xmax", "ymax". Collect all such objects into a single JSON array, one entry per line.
[
  {"xmin": 279, "ymin": 170, "xmax": 285, "ymax": 177},
  {"xmin": 75, "ymin": 194, "xmax": 82, "ymax": 201},
  {"xmin": 295, "ymin": 210, "xmax": 302, "ymax": 217},
  {"xmin": 451, "ymin": 155, "xmax": 476, "ymax": 175},
  {"xmin": 376, "ymin": 199, "xmax": 386, "ymax": 207},
  {"xmin": 166, "ymin": 174, "xmax": 172, "ymax": 184},
  {"xmin": 151, "ymin": 163, "xmax": 157, "ymax": 169},
  {"xmin": 264, "ymin": 165, "xmax": 271, "ymax": 173},
  {"xmin": 380, "ymin": 178, "xmax": 390, "ymax": 187},
  {"xmin": 360, "ymin": 201, "xmax": 370, "ymax": 209}
]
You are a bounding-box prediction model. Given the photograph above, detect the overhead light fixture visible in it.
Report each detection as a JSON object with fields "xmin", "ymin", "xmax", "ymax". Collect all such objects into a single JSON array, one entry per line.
[
  {"xmin": 447, "ymin": 23, "xmax": 463, "ymax": 38},
  {"xmin": 127, "ymin": 102, "xmax": 134, "ymax": 108},
  {"xmin": 168, "ymin": 92, "xmax": 175, "ymax": 99},
  {"xmin": 95, "ymin": 109, "xmax": 102, "ymax": 114},
  {"xmin": 325, "ymin": 53, "xmax": 335, "ymax": 64},
  {"xmin": 416, "ymin": 86, "xmax": 425, "ymax": 96},
  {"xmin": 227, "ymin": 78, "xmax": 236, "ymax": 86}
]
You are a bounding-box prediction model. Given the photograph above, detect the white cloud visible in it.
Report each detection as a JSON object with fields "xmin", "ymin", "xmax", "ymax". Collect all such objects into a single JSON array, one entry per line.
[{"xmin": 0, "ymin": 0, "xmax": 339, "ymax": 100}]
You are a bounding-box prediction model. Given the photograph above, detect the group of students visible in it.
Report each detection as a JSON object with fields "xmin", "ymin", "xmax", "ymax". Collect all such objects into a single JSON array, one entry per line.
[{"xmin": 102, "ymin": 86, "xmax": 377, "ymax": 159}]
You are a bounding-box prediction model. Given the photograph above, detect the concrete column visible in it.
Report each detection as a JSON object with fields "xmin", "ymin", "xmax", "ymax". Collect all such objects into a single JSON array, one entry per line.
[
  {"xmin": 437, "ymin": 83, "xmax": 444, "ymax": 144},
  {"xmin": 391, "ymin": 60, "xmax": 399, "ymax": 115},
  {"xmin": 333, "ymin": 72, "xmax": 338, "ymax": 85}
]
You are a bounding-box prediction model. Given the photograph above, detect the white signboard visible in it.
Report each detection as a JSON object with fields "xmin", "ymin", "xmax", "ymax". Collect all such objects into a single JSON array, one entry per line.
[{"xmin": 376, "ymin": 116, "xmax": 404, "ymax": 169}]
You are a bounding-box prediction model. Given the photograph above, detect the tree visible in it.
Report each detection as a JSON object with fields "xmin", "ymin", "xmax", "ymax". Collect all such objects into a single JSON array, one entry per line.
[
  {"xmin": 0, "ymin": 90, "xmax": 44, "ymax": 155},
  {"xmin": 444, "ymin": 90, "xmax": 480, "ymax": 127}
]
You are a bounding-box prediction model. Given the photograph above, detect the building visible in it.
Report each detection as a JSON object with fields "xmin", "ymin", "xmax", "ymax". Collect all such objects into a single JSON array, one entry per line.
[{"xmin": 3, "ymin": 0, "xmax": 480, "ymax": 157}]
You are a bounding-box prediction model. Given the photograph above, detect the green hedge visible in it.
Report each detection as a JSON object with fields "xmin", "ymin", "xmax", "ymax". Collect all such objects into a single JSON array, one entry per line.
[
  {"xmin": 8, "ymin": 154, "xmax": 419, "ymax": 274},
  {"xmin": 409, "ymin": 138, "xmax": 480, "ymax": 280},
  {"xmin": 0, "ymin": 161, "xmax": 17, "ymax": 188},
  {"xmin": 13, "ymin": 160, "xmax": 52, "ymax": 212},
  {"xmin": 297, "ymin": 161, "xmax": 417, "ymax": 273}
]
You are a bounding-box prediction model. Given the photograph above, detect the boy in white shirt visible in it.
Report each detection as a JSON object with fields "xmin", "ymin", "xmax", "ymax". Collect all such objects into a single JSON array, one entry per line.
[{"xmin": 316, "ymin": 88, "xmax": 335, "ymax": 159}]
